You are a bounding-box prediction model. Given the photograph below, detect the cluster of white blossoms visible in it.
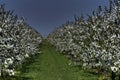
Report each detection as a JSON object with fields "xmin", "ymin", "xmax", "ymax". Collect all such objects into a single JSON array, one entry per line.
[
  {"xmin": 48, "ymin": 0, "xmax": 120, "ymax": 74},
  {"xmin": 0, "ymin": 5, "xmax": 42, "ymax": 76},
  {"xmin": 111, "ymin": 60, "xmax": 120, "ymax": 72}
]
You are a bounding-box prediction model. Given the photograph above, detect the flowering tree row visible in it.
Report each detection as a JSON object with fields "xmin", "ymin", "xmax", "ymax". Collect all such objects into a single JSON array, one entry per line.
[
  {"xmin": 0, "ymin": 5, "xmax": 42, "ymax": 76},
  {"xmin": 48, "ymin": 0, "xmax": 120, "ymax": 79}
]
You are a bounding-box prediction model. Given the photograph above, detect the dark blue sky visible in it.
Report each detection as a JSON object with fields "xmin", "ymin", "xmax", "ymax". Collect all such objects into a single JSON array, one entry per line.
[{"xmin": 0, "ymin": 0, "xmax": 109, "ymax": 36}]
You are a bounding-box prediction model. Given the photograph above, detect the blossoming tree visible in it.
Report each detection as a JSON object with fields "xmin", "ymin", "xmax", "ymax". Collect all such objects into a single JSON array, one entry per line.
[
  {"xmin": 0, "ymin": 5, "xmax": 42, "ymax": 76},
  {"xmin": 47, "ymin": 0, "xmax": 120, "ymax": 79}
]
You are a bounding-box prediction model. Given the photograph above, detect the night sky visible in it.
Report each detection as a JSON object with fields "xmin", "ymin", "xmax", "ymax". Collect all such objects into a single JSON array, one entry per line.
[{"xmin": 0, "ymin": 0, "xmax": 109, "ymax": 37}]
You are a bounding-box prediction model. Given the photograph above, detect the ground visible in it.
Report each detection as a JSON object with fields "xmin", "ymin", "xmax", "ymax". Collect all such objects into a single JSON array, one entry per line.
[{"xmin": 18, "ymin": 40, "xmax": 99, "ymax": 80}]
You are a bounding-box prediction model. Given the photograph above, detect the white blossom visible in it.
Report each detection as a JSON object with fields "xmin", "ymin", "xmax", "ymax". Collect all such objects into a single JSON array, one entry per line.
[{"xmin": 111, "ymin": 66, "xmax": 118, "ymax": 72}]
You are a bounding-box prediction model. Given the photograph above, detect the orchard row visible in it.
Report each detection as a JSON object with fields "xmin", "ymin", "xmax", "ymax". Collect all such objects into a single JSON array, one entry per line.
[
  {"xmin": 0, "ymin": 5, "xmax": 42, "ymax": 76},
  {"xmin": 48, "ymin": 0, "xmax": 120, "ymax": 78}
]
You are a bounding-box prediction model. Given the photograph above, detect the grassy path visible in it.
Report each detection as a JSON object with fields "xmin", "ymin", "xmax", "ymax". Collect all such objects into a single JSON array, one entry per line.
[{"xmin": 20, "ymin": 40, "xmax": 99, "ymax": 80}]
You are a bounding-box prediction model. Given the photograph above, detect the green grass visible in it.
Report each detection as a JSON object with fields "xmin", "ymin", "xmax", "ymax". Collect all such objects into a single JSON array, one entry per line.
[{"xmin": 18, "ymin": 40, "xmax": 99, "ymax": 80}]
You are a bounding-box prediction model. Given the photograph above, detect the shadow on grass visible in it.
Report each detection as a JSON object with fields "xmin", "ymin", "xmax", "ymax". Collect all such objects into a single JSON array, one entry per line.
[{"xmin": 0, "ymin": 76, "xmax": 32, "ymax": 80}]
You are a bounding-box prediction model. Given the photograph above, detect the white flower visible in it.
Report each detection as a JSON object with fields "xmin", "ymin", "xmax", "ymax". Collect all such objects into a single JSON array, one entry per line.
[
  {"xmin": 111, "ymin": 66, "xmax": 118, "ymax": 72},
  {"xmin": 16, "ymin": 55, "xmax": 22, "ymax": 61},
  {"xmin": 25, "ymin": 54, "xmax": 29, "ymax": 58},
  {"xmin": 0, "ymin": 28, "xmax": 2, "ymax": 32},
  {"xmin": 95, "ymin": 62, "xmax": 102, "ymax": 67},
  {"xmin": 114, "ymin": 62, "xmax": 119, "ymax": 66},
  {"xmin": 74, "ymin": 55, "xmax": 77, "ymax": 58},
  {"xmin": 5, "ymin": 44, "xmax": 14, "ymax": 49},
  {"xmin": 91, "ymin": 42, "xmax": 100, "ymax": 48},
  {"xmin": 4, "ymin": 64, "xmax": 8, "ymax": 68},
  {"xmin": 6, "ymin": 69, "xmax": 15, "ymax": 76},
  {"xmin": 102, "ymin": 49, "xmax": 106, "ymax": 53},
  {"xmin": 93, "ymin": 26, "xmax": 96, "ymax": 29},
  {"xmin": 83, "ymin": 63, "xmax": 88, "ymax": 67},
  {"xmin": 0, "ymin": 71, "xmax": 1, "ymax": 76},
  {"xmin": 111, "ymin": 34, "xmax": 116, "ymax": 39},
  {"xmin": 5, "ymin": 58, "xmax": 13, "ymax": 66},
  {"xmin": 7, "ymin": 58, "xmax": 13, "ymax": 64}
]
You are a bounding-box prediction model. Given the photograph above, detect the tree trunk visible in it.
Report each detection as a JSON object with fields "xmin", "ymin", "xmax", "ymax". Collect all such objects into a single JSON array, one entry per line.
[{"xmin": 111, "ymin": 71, "xmax": 116, "ymax": 80}]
